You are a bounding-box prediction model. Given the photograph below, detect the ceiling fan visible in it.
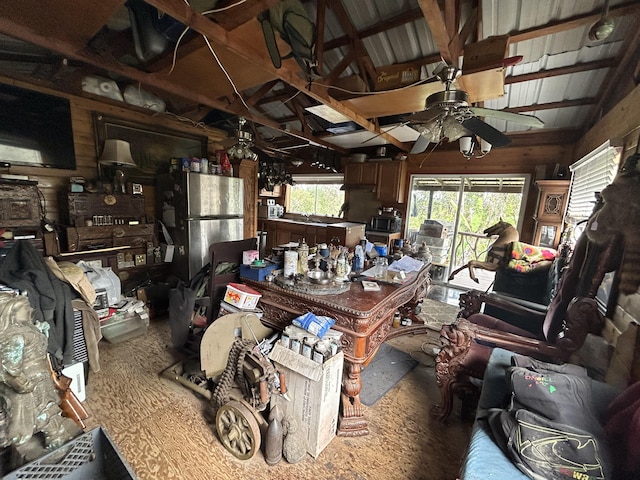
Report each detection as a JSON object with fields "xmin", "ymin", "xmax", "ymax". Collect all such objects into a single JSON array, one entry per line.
[{"xmin": 406, "ymin": 64, "xmax": 544, "ymax": 154}]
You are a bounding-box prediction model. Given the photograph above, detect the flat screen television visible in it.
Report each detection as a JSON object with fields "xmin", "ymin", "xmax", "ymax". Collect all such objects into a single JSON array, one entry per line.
[{"xmin": 0, "ymin": 83, "xmax": 76, "ymax": 170}]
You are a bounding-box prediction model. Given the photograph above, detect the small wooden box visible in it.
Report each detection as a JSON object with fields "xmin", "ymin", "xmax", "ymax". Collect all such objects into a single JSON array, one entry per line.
[
  {"xmin": 0, "ymin": 182, "xmax": 40, "ymax": 227},
  {"xmin": 64, "ymin": 192, "xmax": 146, "ymax": 226},
  {"xmin": 65, "ymin": 224, "xmax": 154, "ymax": 252}
]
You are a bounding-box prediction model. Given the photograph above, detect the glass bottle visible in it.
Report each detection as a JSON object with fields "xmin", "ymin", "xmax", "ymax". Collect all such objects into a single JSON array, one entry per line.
[{"xmin": 297, "ymin": 238, "xmax": 309, "ymax": 274}]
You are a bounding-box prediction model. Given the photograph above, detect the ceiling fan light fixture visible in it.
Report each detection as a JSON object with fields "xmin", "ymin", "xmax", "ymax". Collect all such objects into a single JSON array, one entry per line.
[
  {"xmin": 443, "ymin": 116, "xmax": 468, "ymax": 141},
  {"xmin": 459, "ymin": 136, "xmax": 492, "ymax": 160},
  {"xmin": 416, "ymin": 123, "xmax": 441, "ymax": 143},
  {"xmin": 290, "ymin": 158, "xmax": 304, "ymax": 167},
  {"xmin": 459, "ymin": 136, "xmax": 474, "ymax": 159},
  {"xmin": 588, "ymin": 0, "xmax": 614, "ymax": 42},
  {"xmin": 480, "ymin": 138, "xmax": 492, "ymax": 155}
]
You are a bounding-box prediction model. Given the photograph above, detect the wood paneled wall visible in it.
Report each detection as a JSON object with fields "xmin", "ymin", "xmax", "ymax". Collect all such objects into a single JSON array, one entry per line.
[{"xmin": 0, "ymin": 75, "xmax": 228, "ymax": 225}]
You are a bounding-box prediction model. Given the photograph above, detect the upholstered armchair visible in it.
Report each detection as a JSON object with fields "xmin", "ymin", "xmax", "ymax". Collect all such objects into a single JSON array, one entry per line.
[
  {"xmin": 473, "ymin": 247, "xmax": 569, "ymax": 336},
  {"xmin": 431, "ymin": 232, "xmax": 623, "ymax": 421}
]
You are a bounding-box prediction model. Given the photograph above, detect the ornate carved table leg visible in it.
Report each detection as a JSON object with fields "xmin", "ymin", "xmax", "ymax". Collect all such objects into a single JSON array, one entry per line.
[
  {"xmin": 430, "ymin": 323, "xmax": 475, "ymax": 422},
  {"xmin": 337, "ymin": 360, "xmax": 368, "ymax": 436}
]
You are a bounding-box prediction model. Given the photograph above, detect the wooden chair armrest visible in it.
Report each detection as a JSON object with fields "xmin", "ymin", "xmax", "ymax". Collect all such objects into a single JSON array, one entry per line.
[
  {"xmin": 458, "ymin": 289, "xmax": 547, "ymax": 322},
  {"xmin": 454, "ymin": 318, "xmax": 566, "ymax": 361}
]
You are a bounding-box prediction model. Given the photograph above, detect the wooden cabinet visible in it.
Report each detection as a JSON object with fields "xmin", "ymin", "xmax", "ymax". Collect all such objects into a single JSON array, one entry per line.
[
  {"xmin": 376, "ymin": 161, "xmax": 407, "ymax": 204},
  {"xmin": 259, "ymin": 185, "xmax": 282, "ymax": 197},
  {"xmin": 326, "ymin": 223, "xmax": 366, "ymax": 248},
  {"xmin": 533, "ymin": 180, "xmax": 571, "ymax": 248},
  {"xmin": 262, "ymin": 220, "xmax": 366, "ymax": 251},
  {"xmin": 233, "ymin": 159, "xmax": 258, "ymax": 239},
  {"xmin": 344, "ymin": 163, "xmax": 378, "ymax": 186}
]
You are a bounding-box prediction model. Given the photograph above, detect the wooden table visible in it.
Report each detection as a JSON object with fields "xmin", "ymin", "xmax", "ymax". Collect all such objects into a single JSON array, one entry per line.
[{"xmin": 242, "ymin": 264, "xmax": 431, "ymax": 436}]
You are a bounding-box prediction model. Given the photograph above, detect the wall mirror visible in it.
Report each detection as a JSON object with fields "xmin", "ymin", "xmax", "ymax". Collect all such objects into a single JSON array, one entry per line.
[{"xmin": 93, "ymin": 113, "xmax": 207, "ymax": 182}]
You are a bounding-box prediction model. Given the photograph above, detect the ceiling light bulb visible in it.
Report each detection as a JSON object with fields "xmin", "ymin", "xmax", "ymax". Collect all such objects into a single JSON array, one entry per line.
[
  {"xmin": 459, "ymin": 137, "xmax": 473, "ymax": 158},
  {"xmin": 480, "ymin": 139, "xmax": 492, "ymax": 155}
]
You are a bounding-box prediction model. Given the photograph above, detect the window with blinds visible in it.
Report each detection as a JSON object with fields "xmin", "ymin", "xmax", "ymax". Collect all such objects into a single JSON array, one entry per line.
[{"xmin": 566, "ymin": 140, "xmax": 622, "ymax": 226}]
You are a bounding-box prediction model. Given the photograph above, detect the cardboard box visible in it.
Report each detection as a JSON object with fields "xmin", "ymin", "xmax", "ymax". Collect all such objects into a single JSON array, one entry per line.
[
  {"xmin": 242, "ymin": 249, "xmax": 260, "ymax": 265},
  {"xmin": 419, "ymin": 220, "xmax": 448, "ymax": 238},
  {"xmin": 269, "ymin": 343, "xmax": 343, "ymax": 458},
  {"xmin": 463, "ymin": 35, "xmax": 509, "ymax": 73}
]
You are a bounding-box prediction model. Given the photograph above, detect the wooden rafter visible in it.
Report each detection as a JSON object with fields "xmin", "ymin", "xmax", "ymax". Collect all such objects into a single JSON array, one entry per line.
[
  {"xmin": 323, "ymin": 8, "xmax": 424, "ymax": 51},
  {"xmin": 502, "ymin": 98, "xmax": 597, "ymax": 113},
  {"xmin": 418, "ymin": 0, "xmax": 454, "ymax": 64},
  {"xmin": 505, "ymin": 58, "xmax": 618, "ymax": 84},
  {"xmin": 316, "ymin": 0, "xmax": 327, "ymax": 73},
  {"xmin": 509, "ymin": 2, "xmax": 640, "ymax": 44},
  {"xmin": 326, "ymin": 0, "xmax": 376, "ymax": 88},
  {"xmin": 586, "ymin": 11, "xmax": 640, "ymax": 129}
]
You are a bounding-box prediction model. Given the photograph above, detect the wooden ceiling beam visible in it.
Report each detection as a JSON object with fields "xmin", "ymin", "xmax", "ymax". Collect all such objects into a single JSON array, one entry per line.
[
  {"xmin": 418, "ymin": 0, "xmax": 454, "ymax": 64},
  {"xmin": 205, "ymin": 0, "xmax": 281, "ymax": 31},
  {"xmin": 505, "ymin": 58, "xmax": 618, "ymax": 84},
  {"xmin": 139, "ymin": 0, "xmax": 406, "ymax": 149},
  {"xmin": 586, "ymin": 11, "xmax": 640, "ymax": 130},
  {"xmin": 244, "ymin": 79, "xmax": 281, "ymax": 107},
  {"xmin": 0, "ymin": 12, "xmax": 346, "ymax": 153},
  {"xmin": 316, "ymin": 0, "xmax": 327, "ymax": 73},
  {"xmin": 501, "ymin": 97, "xmax": 596, "ymax": 113},
  {"xmin": 323, "ymin": 8, "xmax": 423, "ymax": 51},
  {"xmin": 509, "ymin": 2, "xmax": 640, "ymax": 44},
  {"xmin": 326, "ymin": 0, "xmax": 376, "ymax": 87}
]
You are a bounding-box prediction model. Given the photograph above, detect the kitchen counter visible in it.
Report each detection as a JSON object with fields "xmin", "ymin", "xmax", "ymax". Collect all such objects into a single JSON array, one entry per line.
[{"xmin": 259, "ymin": 218, "xmax": 366, "ymax": 251}]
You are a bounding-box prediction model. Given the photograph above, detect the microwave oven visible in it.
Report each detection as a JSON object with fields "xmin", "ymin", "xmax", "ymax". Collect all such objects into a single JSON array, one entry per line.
[
  {"xmin": 370, "ymin": 215, "xmax": 402, "ymax": 233},
  {"xmin": 258, "ymin": 204, "xmax": 283, "ymax": 219}
]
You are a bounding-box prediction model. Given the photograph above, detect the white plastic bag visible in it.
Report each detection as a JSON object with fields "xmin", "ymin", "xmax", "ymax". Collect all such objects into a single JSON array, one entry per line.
[{"xmin": 76, "ymin": 261, "xmax": 122, "ymax": 307}]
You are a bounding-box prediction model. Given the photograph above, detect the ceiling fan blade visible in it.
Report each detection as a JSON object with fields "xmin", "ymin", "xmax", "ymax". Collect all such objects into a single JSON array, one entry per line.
[
  {"xmin": 410, "ymin": 134, "xmax": 430, "ymax": 154},
  {"xmin": 462, "ymin": 117, "xmax": 512, "ymax": 148},
  {"xmin": 405, "ymin": 109, "xmax": 442, "ymax": 124},
  {"xmin": 469, "ymin": 107, "xmax": 544, "ymax": 128}
]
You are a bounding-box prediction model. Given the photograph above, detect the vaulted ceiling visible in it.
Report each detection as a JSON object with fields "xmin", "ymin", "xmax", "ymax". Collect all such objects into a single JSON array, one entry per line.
[{"xmin": 0, "ymin": 0, "xmax": 639, "ymax": 162}]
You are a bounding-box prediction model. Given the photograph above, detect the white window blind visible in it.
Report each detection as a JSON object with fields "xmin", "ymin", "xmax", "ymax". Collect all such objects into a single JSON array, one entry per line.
[{"xmin": 566, "ymin": 140, "xmax": 622, "ymax": 224}]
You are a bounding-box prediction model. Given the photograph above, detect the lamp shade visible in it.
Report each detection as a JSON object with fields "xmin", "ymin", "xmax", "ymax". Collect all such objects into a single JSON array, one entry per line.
[
  {"xmin": 98, "ymin": 139, "xmax": 136, "ymax": 167},
  {"xmin": 459, "ymin": 136, "xmax": 473, "ymax": 156}
]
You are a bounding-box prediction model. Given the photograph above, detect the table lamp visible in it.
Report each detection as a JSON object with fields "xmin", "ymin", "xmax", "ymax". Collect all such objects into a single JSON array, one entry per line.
[{"xmin": 98, "ymin": 139, "xmax": 137, "ymax": 193}]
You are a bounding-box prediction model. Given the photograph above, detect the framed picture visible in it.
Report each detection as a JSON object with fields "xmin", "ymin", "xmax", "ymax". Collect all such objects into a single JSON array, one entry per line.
[{"xmin": 93, "ymin": 113, "xmax": 207, "ymax": 182}]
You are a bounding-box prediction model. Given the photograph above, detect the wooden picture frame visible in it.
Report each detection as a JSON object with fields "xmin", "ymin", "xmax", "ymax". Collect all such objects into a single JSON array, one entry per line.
[{"xmin": 93, "ymin": 113, "xmax": 207, "ymax": 182}]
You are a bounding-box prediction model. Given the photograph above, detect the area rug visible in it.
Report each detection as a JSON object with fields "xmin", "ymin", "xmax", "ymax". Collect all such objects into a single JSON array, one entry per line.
[
  {"xmin": 417, "ymin": 297, "xmax": 460, "ymax": 331},
  {"xmin": 360, "ymin": 343, "xmax": 419, "ymax": 406}
]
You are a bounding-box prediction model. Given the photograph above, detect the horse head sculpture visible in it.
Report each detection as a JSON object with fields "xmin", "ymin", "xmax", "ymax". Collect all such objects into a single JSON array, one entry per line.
[{"xmin": 448, "ymin": 219, "xmax": 519, "ymax": 283}]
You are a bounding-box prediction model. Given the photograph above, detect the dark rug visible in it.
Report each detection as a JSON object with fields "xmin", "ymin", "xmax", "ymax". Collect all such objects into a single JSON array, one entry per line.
[{"xmin": 360, "ymin": 343, "xmax": 419, "ymax": 406}]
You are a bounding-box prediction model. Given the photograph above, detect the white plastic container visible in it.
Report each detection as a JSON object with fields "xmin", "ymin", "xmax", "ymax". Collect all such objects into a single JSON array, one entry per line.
[{"xmin": 223, "ymin": 283, "xmax": 262, "ymax": 310}]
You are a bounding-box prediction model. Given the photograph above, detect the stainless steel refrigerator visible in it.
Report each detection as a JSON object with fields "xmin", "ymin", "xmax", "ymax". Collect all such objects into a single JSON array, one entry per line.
[{"xmin": 158, "ymin": 172, "xmax": 244, "ymax": 281}]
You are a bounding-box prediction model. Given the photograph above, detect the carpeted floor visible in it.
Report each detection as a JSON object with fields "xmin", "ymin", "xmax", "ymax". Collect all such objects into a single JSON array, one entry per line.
[{"xmin": 80, "ymin": 294, "xmax": 470, "ymax": 480}]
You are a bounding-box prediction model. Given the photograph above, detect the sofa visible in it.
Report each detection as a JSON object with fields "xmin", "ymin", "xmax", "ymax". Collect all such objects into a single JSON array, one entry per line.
[{"xmin": 459, "ymin": 347, "xmax": 630, "ymax": 480}]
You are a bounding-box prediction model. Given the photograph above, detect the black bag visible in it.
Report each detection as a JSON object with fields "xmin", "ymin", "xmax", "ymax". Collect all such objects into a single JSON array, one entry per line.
[
  {"xmin": 487, "ymin": 362, "xmax": 613, "ymax": 479},
  {"xmin": 168, "ymin": 263, "xmax": 210, "ymax": 349}
]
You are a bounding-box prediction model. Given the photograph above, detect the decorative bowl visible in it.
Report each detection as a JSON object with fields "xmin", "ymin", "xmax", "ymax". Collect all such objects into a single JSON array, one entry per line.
[{"xmin": 307, "ymin": 270, "xmax": 334, "ymax": 285}]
